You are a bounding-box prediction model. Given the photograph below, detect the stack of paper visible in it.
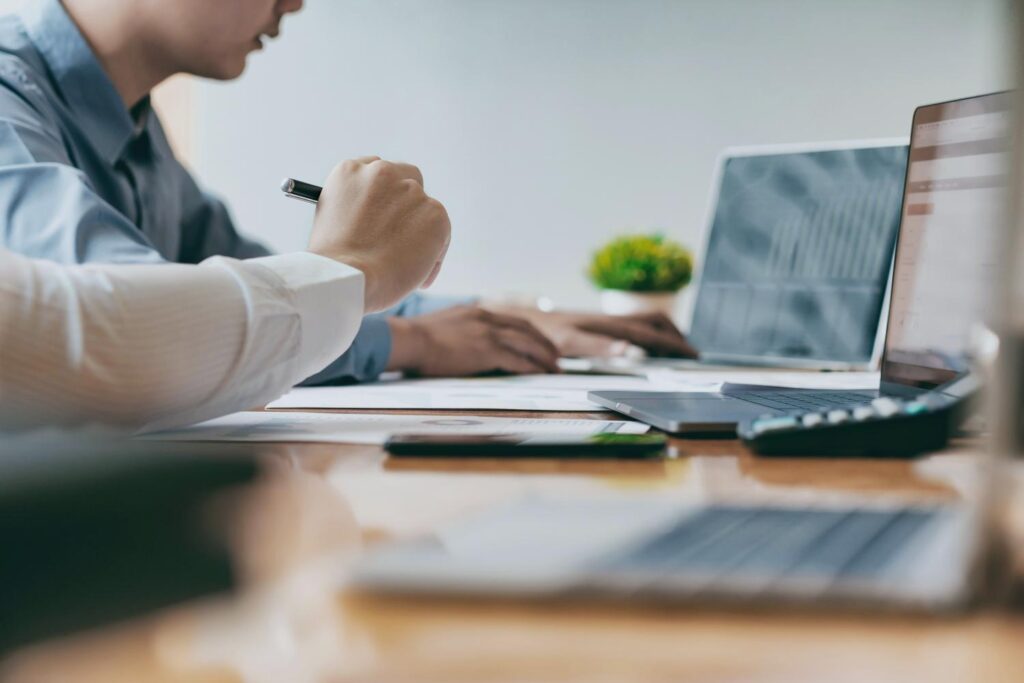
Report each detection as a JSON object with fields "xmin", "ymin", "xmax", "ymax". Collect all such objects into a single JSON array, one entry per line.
[{"xmin": 266, "ymin": 371, "xmax": 881, "ymax": 412}]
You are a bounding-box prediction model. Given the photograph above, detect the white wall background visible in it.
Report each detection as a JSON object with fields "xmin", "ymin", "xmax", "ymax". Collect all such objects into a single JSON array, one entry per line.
[{"xmin": 193, "ymin": 0, "xmax": 1011, "ymax": 312}]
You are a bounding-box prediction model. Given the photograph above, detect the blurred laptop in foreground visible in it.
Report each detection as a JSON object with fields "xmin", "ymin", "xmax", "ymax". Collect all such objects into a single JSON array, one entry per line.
[{"xmin": 353, "ymin": 92, "xmax": 1012, "ymax": 612}]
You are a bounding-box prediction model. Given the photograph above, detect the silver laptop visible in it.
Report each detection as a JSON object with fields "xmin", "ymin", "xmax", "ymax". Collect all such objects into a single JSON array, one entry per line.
[
  {"xmin": 352, "ymin": 93, "xmax": 1010, "ymax": 612},
  {"xmin": 588, "ymin": 92, "xmax": 1010, "ymax": 434},
  {"xmin": 566, "ymin": 139, "xmax": 908, "ymax": 376}
]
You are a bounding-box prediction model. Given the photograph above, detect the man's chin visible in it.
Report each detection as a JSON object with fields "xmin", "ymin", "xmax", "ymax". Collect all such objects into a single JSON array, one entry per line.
[
  {"xmin": 193, "ymin": 54, "xmax": 251, "ymax": 82},
  {"xmin": 205, "ymin": 61, "xmax": 247, "ymax": 81}
]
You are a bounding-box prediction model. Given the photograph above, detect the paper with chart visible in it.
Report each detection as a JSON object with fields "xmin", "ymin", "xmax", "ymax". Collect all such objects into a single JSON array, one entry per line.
[
  {"xmin": 266, "ymin": 374, "xmax": 670, "ymax": 412},
  {"xmin": 144, "ymin": 411, "xmax": 650, "ymax": 444}
]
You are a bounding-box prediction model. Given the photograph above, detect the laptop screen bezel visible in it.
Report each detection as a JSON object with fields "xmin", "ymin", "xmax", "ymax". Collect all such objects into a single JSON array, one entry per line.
[{"xmin": 879, "ymin": 91, "xmax": 1011, "ymax": 396}]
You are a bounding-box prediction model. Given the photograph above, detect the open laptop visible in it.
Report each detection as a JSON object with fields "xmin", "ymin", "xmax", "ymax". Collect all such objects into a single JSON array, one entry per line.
[
  {"xmin": 353, "ymin": 92, "xmax": 1011, "ymax": 614},
  {"xmin": 565, "ymin": 139, "xmax": 908, "ymax": 375},
  {"xmin": 589, "ymin": 92, "xmax": 1009, "ymax": 434}
]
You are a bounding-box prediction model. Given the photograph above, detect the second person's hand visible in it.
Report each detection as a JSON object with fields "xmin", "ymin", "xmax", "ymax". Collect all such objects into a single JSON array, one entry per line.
[
  {"xmin": 485, "ymin": 307, "xmax": 699, "ymax": 359},
  {"xmin": 386, "ymin": 306, "xmax": 561, "ymax": 377}
]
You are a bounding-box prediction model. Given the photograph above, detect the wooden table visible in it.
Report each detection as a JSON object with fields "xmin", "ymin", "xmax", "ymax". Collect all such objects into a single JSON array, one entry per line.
[{"xmin": 3, "ymin": 410, "xmax": 1024, "ymax": 683}]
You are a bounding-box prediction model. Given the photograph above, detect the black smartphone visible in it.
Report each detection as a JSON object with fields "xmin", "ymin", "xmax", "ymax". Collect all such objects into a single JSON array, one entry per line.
[{"xmin": 384, "ymin": 432, "xmax": 667, "ymax": 458}]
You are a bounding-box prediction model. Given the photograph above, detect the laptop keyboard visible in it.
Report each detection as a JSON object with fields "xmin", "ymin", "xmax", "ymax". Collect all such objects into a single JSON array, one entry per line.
[
  {"xmin": 598, "ymin": 506, "xmax": 936, "ymax": 582},
  {"xmin": 736, "ymin": 391, "xmax": 877, "ymax": 413}
]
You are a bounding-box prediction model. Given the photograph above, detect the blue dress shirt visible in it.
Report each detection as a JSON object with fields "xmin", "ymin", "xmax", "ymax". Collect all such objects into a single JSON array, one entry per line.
[{"xmin": 0, "ymin": 0, "xmax": 467, "ymax": 384}]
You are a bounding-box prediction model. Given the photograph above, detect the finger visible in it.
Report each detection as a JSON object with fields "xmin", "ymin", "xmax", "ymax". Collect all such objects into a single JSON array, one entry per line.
[
  {"xmin": 350, "ymin": 155, "xmax": 382, "ymax": 165},
  {"xmin": 579, "ymin": 319, "xmax": 698, "ymax": 358},
  {"xmin": 491, "ymin": 347, "xmax": 550, "ymax": 375},
  {"xmin": 378, "ymin": 160, "xmax": 424, "ymax": 186},
  {"xmin": 421, "ymin": 239, "xmax": 449, "ymax": 289},
  {"xmin": 481, "ymin": 312, "xmax": 560, "ymax": 360},
  {"xmin": 620, "ymin": 322, "xmax": 699, "ymax": 357},
  {"xmin": 557, "ymin": 330, "xmax": 646, "ymax": 358},
  {"xmin": 636, "ymin": 311, "xmax": 680, "ymax": 332},
  {"xmin": 420, "ymin": 207, "xmax": 451, "ymax": 288},
  {"xmin": 576, "ymin": 315, "xmax": 695, "ymax": 355},
  {"xmin": 632, "ymin": 314, "xmax": 699, "ymax": 356},
  {"xmin": 421, "ymin": 259, "xmax": 442, "ymax": 289},
  {"xmin": 495, "ymin": 328, "xmax": 560, "ymax": 373}
]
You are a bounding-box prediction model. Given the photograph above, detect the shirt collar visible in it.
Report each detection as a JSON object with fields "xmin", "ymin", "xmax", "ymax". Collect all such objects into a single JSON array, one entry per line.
[{"xmin": 21, "ymin": 0, "xmax": 139, "ymax": 164}]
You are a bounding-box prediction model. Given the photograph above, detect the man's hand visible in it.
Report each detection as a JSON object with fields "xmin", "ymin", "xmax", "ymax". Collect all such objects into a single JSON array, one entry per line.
[
  {"xmin": 386, "ymin": 306, "xmax": 561, "ymax": 377},
  {"xmin": 488, "ymin": 308, "xmax": 699, "ymax": 359},
  {"xmin": 307, "ymin": 157, "xmax": 451, "ymax": 312}
]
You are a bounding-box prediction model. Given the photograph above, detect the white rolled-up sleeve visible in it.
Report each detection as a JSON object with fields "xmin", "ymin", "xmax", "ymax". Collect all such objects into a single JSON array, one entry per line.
[{"xmin": 0, "ymin": 250, "xmax": 364, "ymax": 433}]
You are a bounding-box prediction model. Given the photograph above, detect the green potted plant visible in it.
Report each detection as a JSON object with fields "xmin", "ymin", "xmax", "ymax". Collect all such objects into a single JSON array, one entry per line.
[{"xmin": 588, "ymin": 233, "xmax": 694, "ymax": 316}]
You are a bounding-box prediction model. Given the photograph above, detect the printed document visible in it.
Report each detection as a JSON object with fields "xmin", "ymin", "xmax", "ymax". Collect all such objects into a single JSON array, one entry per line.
[{"xmin": 145, "ymin": 411, "xmax": 651, "ymax": 444}]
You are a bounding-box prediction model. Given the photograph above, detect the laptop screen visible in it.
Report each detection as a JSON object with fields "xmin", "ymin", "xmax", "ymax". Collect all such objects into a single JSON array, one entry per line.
[
  {"xmin": 689, "ymin": 142, "xmax": 908, "ymax": 366},
  {"xmin": 881, "ymin": 92, "xmax": 1011, "ymax": 390}
]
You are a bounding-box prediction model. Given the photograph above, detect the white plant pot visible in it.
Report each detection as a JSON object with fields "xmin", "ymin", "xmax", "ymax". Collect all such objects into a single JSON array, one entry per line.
[{"xmin": 599, "ymin": 290, "xmax": 678, "ymax": 316}]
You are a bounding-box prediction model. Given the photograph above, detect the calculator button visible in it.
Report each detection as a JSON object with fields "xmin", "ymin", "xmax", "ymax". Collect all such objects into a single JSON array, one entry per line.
[
  {"xmin": 852, "ymin": 406, "xmax": 875, "ymax": 421},
  {"xmin": 871, "ymin": 397, "xmax": 902, "ymax": 417},
  {"xmin": 826, "ymin": 410, "xmax": 849, "ymax": 424},
  {"xmin": 752, "ymin": 416, "xmax": 800, "ymax": 434},
  {"xmin": 903, "ymin": 401, "xmax": 929, "ymax": 415},
  {"xmin": 801, "ymin": 413, "xmax": 824, "ymax": 428}
]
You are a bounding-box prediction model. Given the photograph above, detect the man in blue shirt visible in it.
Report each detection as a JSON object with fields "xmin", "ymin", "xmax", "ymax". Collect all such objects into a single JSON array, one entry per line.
[{"xmin": 0, "ymin": 0, "xmax": 696, "ymax": 383}]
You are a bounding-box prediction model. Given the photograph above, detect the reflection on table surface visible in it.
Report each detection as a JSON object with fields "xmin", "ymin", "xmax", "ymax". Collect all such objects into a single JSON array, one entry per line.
[{"xmin": 3, "ymin": 415, "xmax": 1023, "ymax": 683}]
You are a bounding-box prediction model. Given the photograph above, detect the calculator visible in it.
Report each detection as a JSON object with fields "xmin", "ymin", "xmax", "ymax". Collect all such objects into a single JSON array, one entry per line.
[{"xmin": 737, "ymin": 389, "xmax": 975, "ymax": 458}]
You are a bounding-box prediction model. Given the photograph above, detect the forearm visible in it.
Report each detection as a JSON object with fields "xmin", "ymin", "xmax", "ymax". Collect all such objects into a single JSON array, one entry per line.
[
  {"xmin": 299, "ymin": 295, "xmax": 477, "ymax": 384},
  {"xmin": 0, "ymin": 251, "xmax": 364, "ymax": 432}
]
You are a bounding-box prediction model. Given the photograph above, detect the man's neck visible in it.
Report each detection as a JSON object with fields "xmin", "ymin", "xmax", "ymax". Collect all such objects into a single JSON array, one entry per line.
[{"xmin": 60, "ymin": 0, "xmax": 173, "ymax": 108}]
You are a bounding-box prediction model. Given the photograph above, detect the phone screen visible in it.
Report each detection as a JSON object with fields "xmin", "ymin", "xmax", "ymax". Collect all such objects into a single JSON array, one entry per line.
[{"xmin": 385, "ymin": 432, "xmax": 667, "ymax": 458}]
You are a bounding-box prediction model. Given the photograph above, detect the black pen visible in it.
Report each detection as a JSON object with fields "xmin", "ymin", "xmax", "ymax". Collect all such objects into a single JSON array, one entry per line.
[{"xmin": 280, "ymin": 177, "xmax": 321, "ymax": 204}]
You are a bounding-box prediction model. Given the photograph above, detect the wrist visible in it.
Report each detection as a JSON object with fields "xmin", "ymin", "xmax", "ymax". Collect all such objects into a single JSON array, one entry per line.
[
  {"xmin": 312, "ymin": 251, "xmax": 381, "ymax": 311},
  {"xmin": 385, "ymin": 317, "xmax": 428, "ymax": 372}
]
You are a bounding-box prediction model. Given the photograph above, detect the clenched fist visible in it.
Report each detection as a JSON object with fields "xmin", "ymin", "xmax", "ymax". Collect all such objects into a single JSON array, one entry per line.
[{"xmin": 307, "ymin": 157, "xmax": 451, "ymax": 312}]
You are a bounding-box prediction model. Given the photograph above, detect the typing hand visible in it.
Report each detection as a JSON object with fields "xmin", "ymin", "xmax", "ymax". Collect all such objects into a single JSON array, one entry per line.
[
  {"xmin": 307, "ymin": 157, "xmax": 451, "ymax": 312},
  {"xmin": 386, "ymin": 306, "xmax": 561, "ymax": 377},
  {"xmin": 487, "ymin": 308, "xmax": 699, "ymax": 359}
]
